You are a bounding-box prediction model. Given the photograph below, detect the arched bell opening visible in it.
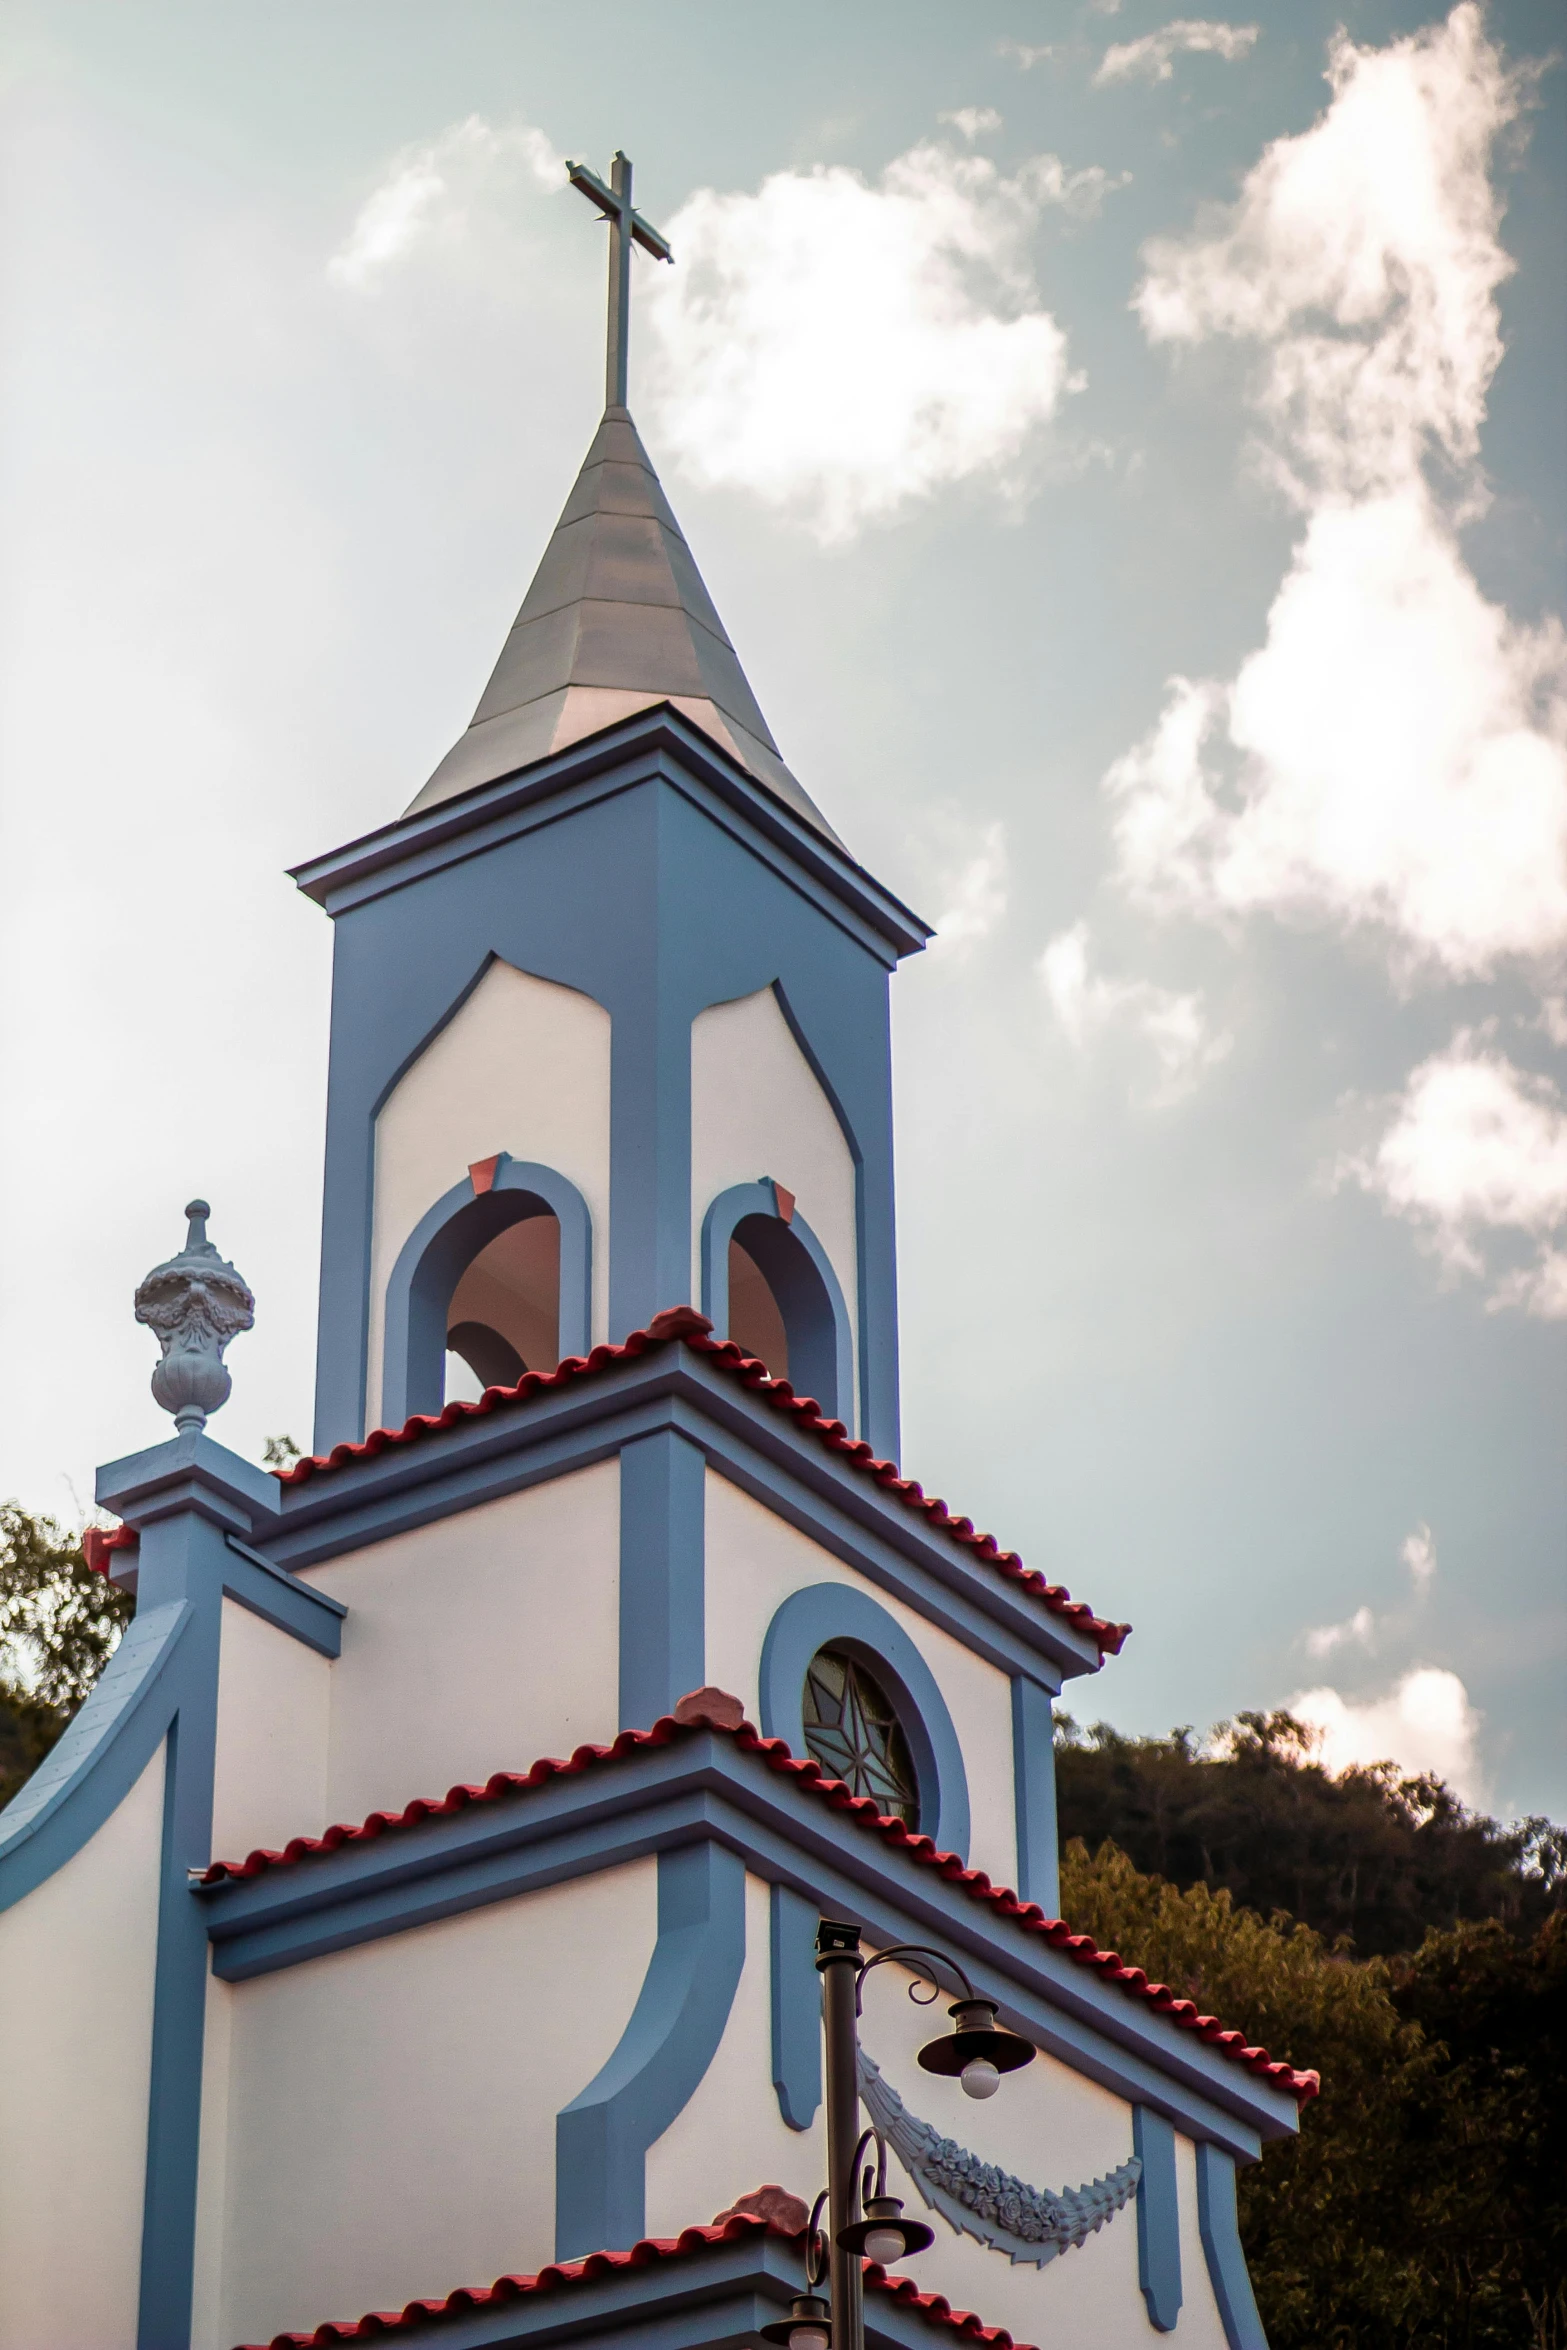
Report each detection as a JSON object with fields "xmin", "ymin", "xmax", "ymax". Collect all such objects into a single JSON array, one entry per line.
[
  {"xmin": 727, "ymin": 1230, "xmax": 791, "ymax": 1381},
  {"xmin": 381, "ymin": 1157, "xmax": 593, "ymax": 1430},
  {"xmin": 701, "ymin": 1182, "xmax": 854, "ymax": 1424},
  {"xmin": 444, "ymin": 1210, "xmax": 561, "ymax": 1402}
]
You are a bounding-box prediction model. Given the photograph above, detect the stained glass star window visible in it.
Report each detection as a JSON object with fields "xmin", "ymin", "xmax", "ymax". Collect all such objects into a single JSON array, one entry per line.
[{"xmin": 802, "ymin": 1648, "xmax": 919, "ymax": 1826}]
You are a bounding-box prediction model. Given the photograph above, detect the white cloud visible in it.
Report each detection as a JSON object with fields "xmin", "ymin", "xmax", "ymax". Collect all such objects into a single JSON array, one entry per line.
[
  {"xmin": 1096, "ymin": 21, "xmax": 1260, "ymax": 86},
  {"xmin": 645, "ymin": 142, "xmax": 1086, "ymax": 540},
  {"xmin": 940, "ymin": 107, "xmax": 1003, "ymax": 142},
  {"xmin": 1000, "ymin": 41, "xmax": 1058, "ymax": 70},
  {"xmin": 1107, "ymin": 501, "xmax": 1567, "ymax": 976},
  {"xmin": 1039, "ymin": 922, "xmax": 1231, "ymax": 1100},
  {"xmin": 1402, "ymin": 1521, "xmax": 1437, "ymax": 1592},
  {"xmin": 1109, "ymin": 7, "xmax": 1567, "ymax": 982},
  {"xmin": 1305, "ymin": 1603, "xmax": 1376, "ymax": 1659},
  {"xmin": 1536, "ymin": 995, "xmax": 1567, "ymax": 1048},
  {"xmin": 1342, "ymin": 1032, "xmax": 1567, "ymax": 1313},
  {"xmin": 928, "ymin": 820, "xmax": 1009, "ymax": 957},
  {"xmin": 328, "ymin": 118, "xmax": 565, "ymax": 288},
  {"xmin": 1291, "ymin": 1666, "xmax": 1484, "ymax": 1800}
]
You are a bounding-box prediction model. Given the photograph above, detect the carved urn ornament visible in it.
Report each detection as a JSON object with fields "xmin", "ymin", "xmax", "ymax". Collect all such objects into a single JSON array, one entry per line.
[{"xmin": 134, "ymin": 1200, "xmax": 255, "ymax": 1432}]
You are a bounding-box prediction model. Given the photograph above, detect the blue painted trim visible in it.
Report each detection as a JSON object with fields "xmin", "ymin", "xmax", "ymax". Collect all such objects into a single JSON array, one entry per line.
[
  {"xmin": 555, "ymin": 1840, "xmax": 746, "ymax": 2256},
  {"xmin": 267, "ymin": 1354, "xmax": 1098, "ymax": 1684},
  {"xmin": 1196, "ymin": 2143, "xmax": 1268, "ymax": 2349},
  {"xmin": 769, "ymin": 1881, "xmax": 821, "ymax": 2130},
  {"xmin": 0, "ymin": 1601, "xmax": 193, "ymax": 1906},
  {"xmin": 618, "ymin": 1429, "xmax": 706, "ymax": 1729},
  {"xmin": 1134, "ymin": 2106, "xmax": 1183, "ymax": 2331},
  {"xmin": 291, "ymin": 706, "xmax": 932, "ymax": 959},
  {"xmin": 223, "ymin": 1535, "xmax": 345, "ymax": 1658},
  {"xmin": 381, "ymin": 1156, "xmax": 594, "ymax": 1426},
  {"xmin": 760, "ymin": 1582, "xmax": 970, "ymax": 1860},
  {"xmin": 97, "ymin": 1423, "xmax": 281, "ymax": 1535},
  {"xmin": 1010, "ymin": 1677, "xmax": 1060, "ymax": 1915},
  {"xmin": 198, "ymin": 1731, "xmax": 1292, "ymax": 2151},
  {"xmin": 701, "ymin": 1180, "xmax": 854, "ymax": 1428}
]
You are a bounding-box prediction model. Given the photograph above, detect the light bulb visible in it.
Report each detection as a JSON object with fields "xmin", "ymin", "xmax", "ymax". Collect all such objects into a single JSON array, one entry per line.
[
  {"xmin": 862, "ymin": 2227, "xmax": 906, "ymax": 2264},
  {"xmin": 790, "ymin": 2326, "xmax": 830, "ymax": 2350},
  {"xmin": 960, "ymin": 2056, "xmax": 1000, "ymax": 2100}
]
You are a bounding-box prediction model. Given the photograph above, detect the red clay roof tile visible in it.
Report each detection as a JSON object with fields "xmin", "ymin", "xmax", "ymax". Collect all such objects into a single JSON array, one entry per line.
[
  {"xmin": 266, "ymin": 1307, "xmax": 1129, "ymax": 1656},
  {"xmin": 196, "ymin": 1704, "xmax": 1318, "ymax": 2108},
  {"xmin": 232, "ymin": 2210, "xmax": 1033, "ymax": 2350}
]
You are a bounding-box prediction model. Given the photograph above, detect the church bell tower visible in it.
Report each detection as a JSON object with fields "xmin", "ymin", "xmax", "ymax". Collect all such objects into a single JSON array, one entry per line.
[{"xmin": 0, "ymin": 149, "xmax": 1312, "ymax": 2350}]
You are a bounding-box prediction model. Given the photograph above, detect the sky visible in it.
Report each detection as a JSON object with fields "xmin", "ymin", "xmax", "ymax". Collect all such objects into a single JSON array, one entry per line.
[{"xmin": 1, "ymin": 0, "xmax": 1563, "ymax": 1819}]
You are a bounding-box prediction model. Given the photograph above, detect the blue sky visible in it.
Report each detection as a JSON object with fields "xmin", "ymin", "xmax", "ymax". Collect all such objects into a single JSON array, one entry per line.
[{"xmin": 1, "ymin": 0, "xmax": 1562, "ymax": 1816}]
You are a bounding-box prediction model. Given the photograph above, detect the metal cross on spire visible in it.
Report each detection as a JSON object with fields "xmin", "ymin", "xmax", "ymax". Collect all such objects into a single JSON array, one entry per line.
[{"xmin": 566, "ymin": 151, "xmax": 673, "ymax": 411}]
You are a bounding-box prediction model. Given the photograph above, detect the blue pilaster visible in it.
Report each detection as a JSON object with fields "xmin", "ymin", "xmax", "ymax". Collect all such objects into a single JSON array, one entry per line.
[
  {"xmin": 617, "ymin": 1428, "xmax": 706, "ymax": 1728},
  {"xmin": 94, "ymin": 1431, "xmax": 280, "ymax": 2350},
  {"xmin": 1133, "ymin": 2106, "xmax": 1183, "ymax": 2330},
  {"xmin": 1196, "ymin": 2142, "xmax": 1269, "ymax": 2349},
  {"xmin": 1010, "ymin": 1675, "xmax": 1061, "ymax": 1914},
  {"xmin": 769, "ymin": 1881, "xmax": 822, "ymax": 2130}
]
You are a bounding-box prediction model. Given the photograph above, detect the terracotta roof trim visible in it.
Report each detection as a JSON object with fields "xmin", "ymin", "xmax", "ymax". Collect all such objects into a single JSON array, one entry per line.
[
  {"xmin": 232, "ymin": 2210, "xmax": 1033, "ymax": 2350},
  {"xmin": 197, "ymin": 1704, "xmax": 1319, "ymax": 2108},
  {"xmin": 267, "ymin": 1307, "xmax": 1129, "ymax": 1656}
]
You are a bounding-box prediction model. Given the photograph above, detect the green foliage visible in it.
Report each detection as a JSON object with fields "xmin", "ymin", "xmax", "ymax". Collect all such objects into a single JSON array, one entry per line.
[
  {"xmin": 262, "ymin": 1434, "xmax": 302, "ymax": 1469},
  {"xmin": 1061, "ymin": 1838, "xmax": 1567, "ymax": 2349},
  {"xmin": 0, "ymin": 1502, "xmax": 134, "ymax": 1810},
  {"xmin": 1057, "ymin": 1708, "xmax": 1563, "ymax": 1955}
]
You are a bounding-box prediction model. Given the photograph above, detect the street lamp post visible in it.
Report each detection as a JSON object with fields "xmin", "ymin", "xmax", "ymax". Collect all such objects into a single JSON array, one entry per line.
[{"xmin": 796, "ymin": 1917, "xmax": 1037, "ymax": 2350}]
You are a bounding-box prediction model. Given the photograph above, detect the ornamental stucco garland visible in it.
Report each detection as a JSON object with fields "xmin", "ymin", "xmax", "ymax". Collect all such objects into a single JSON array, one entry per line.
[{"xmin": 857, "ymin": 2050, "xmax": 1141, "ymax": 2269}]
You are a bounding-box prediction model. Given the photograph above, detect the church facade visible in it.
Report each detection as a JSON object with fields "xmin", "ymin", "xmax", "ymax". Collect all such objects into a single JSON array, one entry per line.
[{"xmin": 0, "ymin": 179, "xmax": 1315, "ymax": 2350}]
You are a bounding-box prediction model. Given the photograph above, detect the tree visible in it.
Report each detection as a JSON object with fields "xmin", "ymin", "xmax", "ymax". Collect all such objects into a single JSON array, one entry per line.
[
  {"xmin": 0, "ymin": 1503, "xmax": 134, "ymax": 1810},
  {"xmin": 1056, "ymin": 1709, "xmax": 1562, "ymax": 1954},
  {"xmin": 1061, "ymin": 1838, "xmax": 1567, "ymax": 2349}
]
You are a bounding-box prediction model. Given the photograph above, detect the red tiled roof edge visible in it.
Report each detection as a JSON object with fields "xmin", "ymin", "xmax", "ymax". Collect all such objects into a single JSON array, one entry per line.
[
  {"xmin": 231, "ymin": 2212, "xmax": 1034, "ymax": 2350},
  {"xmin": 267, "ymin": 1306, "xmax": 1129, "ymax": 1656},
  {"xmin": 196, "ymin": 1707, "xmax": 1319, "ymax": 2108}
]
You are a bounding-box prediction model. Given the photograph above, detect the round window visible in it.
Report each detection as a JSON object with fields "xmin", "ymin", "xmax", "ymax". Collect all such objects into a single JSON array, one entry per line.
[{"xmin": 802, "ymin": 1647, "xmax": 919, "ymax": 1826}]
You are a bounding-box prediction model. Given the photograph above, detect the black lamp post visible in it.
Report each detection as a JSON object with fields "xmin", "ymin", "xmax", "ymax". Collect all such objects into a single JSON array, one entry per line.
[{"xmin": 811, "ymin": 1917, "xmax": 1035, "ymax": 2350}]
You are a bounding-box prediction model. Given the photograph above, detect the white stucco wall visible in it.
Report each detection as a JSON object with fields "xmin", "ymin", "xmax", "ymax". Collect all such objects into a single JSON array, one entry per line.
[
  {"xmin": 689, "ymin": 986, "xmax": 858, "ymax": 1411},
  {"xmin": 218, "ymin": 1860, "xmax": 657, "ymax": 2348},
  {"xmin": 299, "ymin": 1463, "xmax": 619, "ymax": 1827},
  {"xmin": 0, "ymin": 1748, "xmax": 164, "ymax": 2350},
  {"xmin": 211, "ymin": 1598, "xmax": 332, "ymax": 1863},
  {"xmin": 191, "ymin": 1971, "xmax": 236, "ymax": 2350},
  {"xmin": 367, "ymin": 960, "xmax": 612, "ymax": 1428},
  {"xmin": 704, "ymin": 1475, "xmax": 1019, "ymax": 1893}
]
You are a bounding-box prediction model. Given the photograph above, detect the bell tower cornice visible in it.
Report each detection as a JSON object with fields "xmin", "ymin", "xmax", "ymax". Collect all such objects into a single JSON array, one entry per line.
[{"xmin": 291, "ymin": 702, "xmax": 928, "ymax": 966}]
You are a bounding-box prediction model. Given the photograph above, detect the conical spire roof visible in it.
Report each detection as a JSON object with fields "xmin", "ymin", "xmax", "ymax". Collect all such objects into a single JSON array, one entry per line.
[{"xmin": 409, "ymin": 407, "xmax": 839, "ymax": 843}]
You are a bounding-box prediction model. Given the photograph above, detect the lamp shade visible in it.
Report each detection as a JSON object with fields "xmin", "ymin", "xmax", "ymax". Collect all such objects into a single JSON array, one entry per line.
[
  {"xmin": 760, "ymin": 2293, "xmax": 832, "ymax": 2350},
  {"xmin": 916, "ymin": 1999, "xmax": 1035, "ymax": 2084}
]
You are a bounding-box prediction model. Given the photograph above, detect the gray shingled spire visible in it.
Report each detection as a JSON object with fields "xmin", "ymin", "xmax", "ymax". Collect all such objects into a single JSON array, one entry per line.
[{"xmin": 408, "ymin": 406, "xmax": 840, "ymax": 843}]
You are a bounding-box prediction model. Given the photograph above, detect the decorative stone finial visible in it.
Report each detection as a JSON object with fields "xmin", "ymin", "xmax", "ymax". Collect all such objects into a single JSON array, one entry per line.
[{"xmin": 134, "ymin": 1200, "xmax": 255, "ymax": 1433}]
